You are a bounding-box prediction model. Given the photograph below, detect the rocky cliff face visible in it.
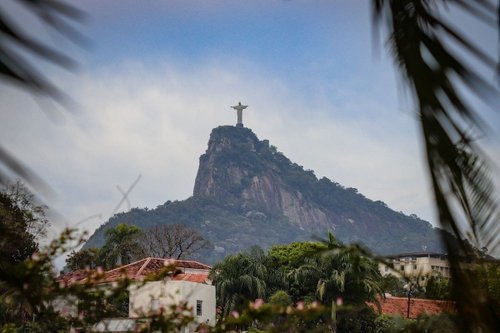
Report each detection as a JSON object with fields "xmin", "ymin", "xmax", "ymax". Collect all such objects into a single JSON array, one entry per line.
[
  {"xmin": 85, "ymin": 125, "xmax": 444, "ymax": 263},
  {"xmin": 193, "ymin": 126, "xmax": 331, "ymax": 231},
  {"xmin": 191, "ymin": 126, "xmax": 442, "ymax": 250}
]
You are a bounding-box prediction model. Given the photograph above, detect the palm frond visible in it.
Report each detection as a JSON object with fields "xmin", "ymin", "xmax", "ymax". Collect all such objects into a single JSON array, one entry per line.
[
  {"xmin": 0, "ymin": 0, "xmax": 84, "ymax": 194},
  {"xmin": 0, "ymin": 146, "xmax": 54, "ymax": 198},
  {"xmin": 373, "ymin": 1, "xmax": 499, "ymax": 332},
  {"xmin": 0, "ymin": 0, "xmax": 84, "ymax": 100}
]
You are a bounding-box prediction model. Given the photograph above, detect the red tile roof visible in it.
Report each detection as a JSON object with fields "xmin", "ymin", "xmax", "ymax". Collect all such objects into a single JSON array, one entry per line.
[
  {"xmin": 57, "ymin": 269, "xmax": 94, "ymax": 285},
  {"xmin": 369, "ymin": 295, "xmax": 455, "ymax": 319},
  {"xmin": 58, "ymin": 257, "xmax": 212, "ymax": 285},
  {"xmin": 172, "ymin": 273, "xmax": 210, "ymax": 283}
]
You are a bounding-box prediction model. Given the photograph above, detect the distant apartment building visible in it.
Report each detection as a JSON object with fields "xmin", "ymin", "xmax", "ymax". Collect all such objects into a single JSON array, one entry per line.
[{"xmin": 379, "ymin": 253, "xmax": 450, "ymax": 283}]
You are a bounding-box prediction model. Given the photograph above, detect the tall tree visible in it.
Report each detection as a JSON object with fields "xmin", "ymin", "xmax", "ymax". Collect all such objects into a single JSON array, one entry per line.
[
  {"xmin": 291, "ymin": 232, "xmax": 384, "ymax": 306},
  {"xmin": 0, "ymin": 181, "xmax": 54, "ymax": 327},
  {"xmin": 0, "ymin": 181, "xmax": 49, "ymax": 264},
  {"xmin": 0, "ymin": 193, "xmax": 37, "ymax": 266},
  {"xmin": 268, "ymin": 241, "xmax": 327, "ymax": 302},
  {"xmin": 373, "ymin": 1, "xmax": 500, "ymax": 332},
  {"xmin": 1, "ymin": 180, "xmax": 49, "ymax": 239},
  {"xmin": 268, "ymin": 241, "xmax": 326, "ymax": 272},
  {"xmin": 210, "ymin": 250, "xmax": 270, "ymax": 319},
  {"xmin": 65, "ymin": 247, "xmax": 102, "ymax": 271},
  {"xmin": 99, "ymin": 224, "xmax": 144, "ymax": 269},
  {"xmin": 138, "ymin": 223, "xmax": 211, "ymax": 259},
  {"xmin": 425, "ymin": 275, "xmax": 451, "ymax": 300}
]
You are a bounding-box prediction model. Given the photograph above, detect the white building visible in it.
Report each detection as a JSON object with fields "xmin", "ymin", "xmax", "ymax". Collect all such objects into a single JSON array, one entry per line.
[
  {"xmin": 57, "ymin": 257, "xmax": 216, "ymax": 332},
  {"xmin": 120, "ymin": 258, "xmax": 216, "ymax": 325},
  {"xmin": 379, "ymin": 252, "xmax": 450, "ymax": 284}
]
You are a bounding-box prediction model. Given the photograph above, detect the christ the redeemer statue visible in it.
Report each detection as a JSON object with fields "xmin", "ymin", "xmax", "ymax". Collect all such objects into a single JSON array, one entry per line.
[{"xmin": 231, "ymin": 102, "xmax": 248, "ymax": 128}]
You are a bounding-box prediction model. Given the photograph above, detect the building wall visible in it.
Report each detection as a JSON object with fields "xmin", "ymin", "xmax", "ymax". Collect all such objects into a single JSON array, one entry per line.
[
  {"xmin": 129, "ymin": 280, "xmax": 216, "ymax": 327},
  {"xmin": 52, "ymin": 295, "xmax": 78, "ymax": 318},
  {"xmin": 379, "ymin": 255, "xmax": 450, "ymax": 284}
]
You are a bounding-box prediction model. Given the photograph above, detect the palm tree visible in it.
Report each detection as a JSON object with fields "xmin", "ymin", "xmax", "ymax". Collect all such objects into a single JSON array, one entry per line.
[
  {"xmin": 291, "ymin": 232, "xmax": 384, "ymax": 306},
  {"xmin": 373, "ymin": 1, "xmax": 499, "ymax": 332},
  {"xmin": 209, "ymin": 252, "xmax": 269, "ymax": 319},
  {"xmin": 99, "ymin": 224, "xmax": 144, "ymax": 268}
]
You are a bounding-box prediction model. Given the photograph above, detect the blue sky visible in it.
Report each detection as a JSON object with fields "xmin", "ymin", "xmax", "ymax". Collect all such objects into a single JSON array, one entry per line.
[
  {"xmin": 1, "ymin": 1, "xmax": 499, "ymax": 251},
  {"xmin": 83, "ymin": 1, "xmax": 389, "ymax": 93}
]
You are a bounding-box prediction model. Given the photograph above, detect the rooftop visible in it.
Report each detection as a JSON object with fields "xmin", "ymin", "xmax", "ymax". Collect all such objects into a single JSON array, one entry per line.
[
  {"xmin": 385, "ymin": 252, "xmax": 448, "ymax": 259},
  {"xmin": 58, "ymin": 257, "xmax": 212, "ymax": 285}
]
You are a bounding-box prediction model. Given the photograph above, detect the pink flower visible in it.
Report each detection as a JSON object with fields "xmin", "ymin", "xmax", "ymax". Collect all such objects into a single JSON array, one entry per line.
[
  {"xmin": 251, "ymin": 298, "xmax": 264, "ymax": 309},
  {"xmin": 230, "ymin": 310, "xmax": 240, "ymax": 318},
  {"xmin": 296, "ymin": 301, "xmax": 304, "ymax": 310},
  {"xmin": 164, "ymin": 259, "xmax": 174, "ymax": 266}
]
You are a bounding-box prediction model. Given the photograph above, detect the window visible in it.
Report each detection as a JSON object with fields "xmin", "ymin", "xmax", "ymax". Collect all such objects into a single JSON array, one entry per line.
[
  {"xmin": 151, "ymin": 299, "xmax": 160, "ymax": 311},
  {"xmin": 196, "ymin": 300, "xmax": 203, "ymax": 316},
  {"xmin": 413, "ymin": 265, "xmax": 417, "ymax": 270},
  {"xmin": 400, "ymin": 265, "xmax": 405, "ymax": 271},
  {"xmin": 385, "ymin": 266, "xmax": 389, "ymax": 272}
]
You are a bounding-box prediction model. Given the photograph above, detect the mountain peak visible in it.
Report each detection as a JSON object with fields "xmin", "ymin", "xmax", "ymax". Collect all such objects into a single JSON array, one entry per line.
[
  {"xmin": 192, "ymin": 126, "xmax": 442, "ymax": 253},
  {"xmin": 193, "ymin": 126, "xmax": 267, "ymax": 198},
  {"xmin": 204, "ymin": 126, "xmax": 260, "ymax": 155}
]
